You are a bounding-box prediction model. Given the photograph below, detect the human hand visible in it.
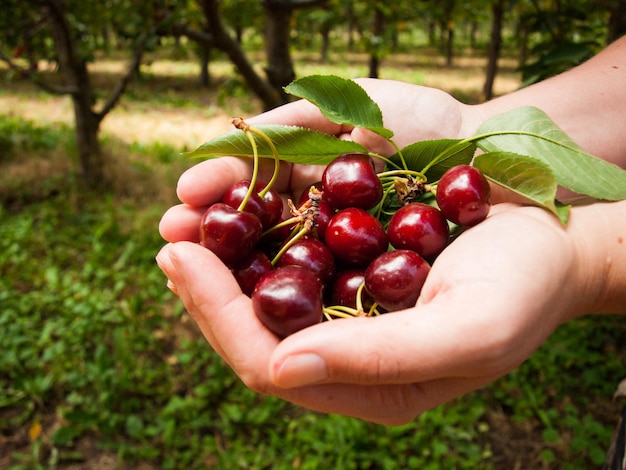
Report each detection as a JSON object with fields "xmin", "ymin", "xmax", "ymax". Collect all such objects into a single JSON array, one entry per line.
[
  {"xmin": 156, "ymin": 78, "xmax": 605, "ymax": 425},
  {"xmin": 156, "ymin": 202, "xmax": 594, "ymax": 425},
  {"xmin": 160, "ymin": 79, "xmax": 483, "ymax": 245}
]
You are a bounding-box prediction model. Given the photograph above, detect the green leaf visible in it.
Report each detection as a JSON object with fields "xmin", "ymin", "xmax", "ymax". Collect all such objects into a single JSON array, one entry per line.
[
  {"xmin": 474, "ymin": 151, "xmax": 569, "ymax": 223},
  {"xmin": 390, "ymin": 139, "xmax": 476, "ymax": 181},
  {"xmin": 475, "ymin": 106, "xmax": 626, "ymax": 200},
  {"xmin": 284, "ymin": 75, "xmax": 394, "ymax": 139},
  {"xmin": 183, "ymin": 124, "xmax": 367, "ymax": 165}
]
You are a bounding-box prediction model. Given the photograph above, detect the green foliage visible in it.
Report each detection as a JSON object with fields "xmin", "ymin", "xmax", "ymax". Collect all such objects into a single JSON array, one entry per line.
[{"xmin": 0, "ymin": 117, "xmax": 72, "ymax": 160}]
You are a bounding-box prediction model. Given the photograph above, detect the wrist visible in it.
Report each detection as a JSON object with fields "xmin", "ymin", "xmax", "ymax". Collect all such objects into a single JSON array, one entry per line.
[{"xmin": 568, "ymin": 200, "xmax": 626, "ymax": 316}]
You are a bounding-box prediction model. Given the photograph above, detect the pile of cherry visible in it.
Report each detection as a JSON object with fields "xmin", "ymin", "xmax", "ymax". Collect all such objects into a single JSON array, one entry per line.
[{"xmin": 199, "ymin": 152, "xmax": 491, "ymax": 338}]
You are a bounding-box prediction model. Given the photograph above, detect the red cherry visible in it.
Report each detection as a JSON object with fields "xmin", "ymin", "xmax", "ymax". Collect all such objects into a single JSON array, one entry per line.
[
  {"xmin": 325, "ymin": 208, "xmax": 388, "ymax": 267},
  {"xmin": 364, "ymin": 250, "xmax": 430, "ymax": 312},
  {"xmin": 221, "ymin": 180, "xmax": 283, "ymax": 229},
  {"xmin": 276, "ymin": 237, "xmax": 336, "ymax": 284},
  {"xmin": 436, "ymin": 165, "xmax": 491, "ymax": 227},
  {"xmin": 199, "ymin": 203, "xmax": 263, "ymax": 264},
  {"xmin": 230, "ymin": 250, "xmax": 273, "ymax": 297},
  {"xmin": 387, "ymin": 202, "xmax": 450, "ymax": 259},
  {"xmin": 326, "ymin": 268, "xmax": 374, "ymax": 311},
  {"xmin": 252, "ymin": 265, "xmax": 324, "ymax": 338},
  {"xmin": 322, "ymin": 153, "xmax": 383, "ymax": 210}
]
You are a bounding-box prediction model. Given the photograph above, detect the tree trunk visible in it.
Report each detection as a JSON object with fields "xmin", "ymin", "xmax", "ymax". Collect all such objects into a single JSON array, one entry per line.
[
  {"xmin": 442, "ymin": 0, "xmax": 456, "ymax": 67},
  {"xmin": 368, "ymin": 3, "xmax": 385, "ymax": 79},
  {"xmin": 320, "ymin": 25, "xmax": 330, "ymax": 63},
  {"xmin": 199, "ymin": 0, "xmax": 282, "ymax": 110},
  {"xmin": 607, "ymin": 2, "xmax": 626, "ymax": 43},
  {"xmin": 199, "ymin": 44, "xmax": 211, "ymax": 87},
  {"xmin": 483, "ymin": 0, "xmax": 505, "ymax": 100},
  {"xmin": 263, "ymin": 3, "xmax": 296, "ymax": 102},
  {"xmin": 44, "ymin": 0, "xmax": 104, "ymax": 186}
]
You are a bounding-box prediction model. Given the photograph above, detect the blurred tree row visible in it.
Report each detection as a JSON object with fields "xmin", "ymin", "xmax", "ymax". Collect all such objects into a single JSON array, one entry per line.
[{"xmin": 1, "ymin": 0, "xmax": 624, "ymax": 186}]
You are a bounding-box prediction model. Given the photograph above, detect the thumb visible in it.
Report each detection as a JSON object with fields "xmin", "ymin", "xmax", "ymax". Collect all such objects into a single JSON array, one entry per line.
[{"xmin": 268, "ymin": 289, "xmax": 523, "ymax": 389}]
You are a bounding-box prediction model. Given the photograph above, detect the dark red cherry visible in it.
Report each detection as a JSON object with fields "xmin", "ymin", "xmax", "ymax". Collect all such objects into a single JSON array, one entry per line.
[
  {"xmin": 200, "ymin": 203, "xmax": 263, "ymax": 264},
  {"xmin": 276, "ymin": 237, "xmax": 335, "ymax": 284},
  {"xmin": 387, "ymin": 202, "xmax": 450, "ymax": 259},
  {"xmin": 230, "ymin": 250, "xmax": 273, "ymax": 297},
  {"xmin": 221, "ymin": 180, "xmax": 283, "ymax": 229},
  {"xmin": 326, "ymin": 268, "xmax": 374, "ymax": 311},
  {"xmin": 436, "ymin": 165, "xmax": 491, "ymax": 227},
  {"xmin": 322, "ymin": 153, "xmax": 383, "ymax": 210},
  {"xmin": 364, "ymin": 250, "xmax": 430, "ymax": 312},
  {"xmin": 325, "ymin": 208, "xmax": 388, "ymax": 267},
  {"xmin": 252, "ymin": 265, "xmax": 324, "ymax": 338}
]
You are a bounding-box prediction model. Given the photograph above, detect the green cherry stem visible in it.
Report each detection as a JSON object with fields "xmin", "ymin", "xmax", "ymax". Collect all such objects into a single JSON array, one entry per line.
[
  {"xmin": 270, "ymin": 225, "xmax": 309, "ymax": 266},
  {"xmin": 246, "ymin": 126, "xmax": 282, "ymax": 199},
  {"xmin": 231, "ymin": 118, "xmax": 262, "ymax": 213},
  {"xmin": 368, "ymin": 152, "xmax": 403, "ymax": 171}
]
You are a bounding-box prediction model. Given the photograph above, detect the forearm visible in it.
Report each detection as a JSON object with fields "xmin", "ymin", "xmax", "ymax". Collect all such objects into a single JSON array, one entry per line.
[
  {"xmin": 471, "ymin": 36, "xmax": 626, "ymax": 169},
  {"xmin": 570, "ymin": 199, "xmax": 626, "ymax": 316}
]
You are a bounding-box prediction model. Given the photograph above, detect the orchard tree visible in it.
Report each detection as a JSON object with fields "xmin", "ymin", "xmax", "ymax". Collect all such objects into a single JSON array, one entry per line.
[
  {"xmin": 0, "ymin": 0, "xmax": 165, "ymax": 187},
  {"xmin": 263, "ymin": 0, "xmax": 329, "ymax": 101},
  {"xmin": 483, "ymin": 0, "xmax": 506, "ymax": 100}
]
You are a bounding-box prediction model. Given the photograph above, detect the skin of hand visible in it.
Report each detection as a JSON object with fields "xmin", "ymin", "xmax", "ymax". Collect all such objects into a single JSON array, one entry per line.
[
  {"xmin": 157, "ymin": 191, "xmax": 618, "ymax": 424},
  {"xmin": 157, "ymin": 41, "xmax": 626, "ymax": 423}
]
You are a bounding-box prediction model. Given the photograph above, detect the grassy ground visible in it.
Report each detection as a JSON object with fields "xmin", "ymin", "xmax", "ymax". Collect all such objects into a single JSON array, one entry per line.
[{"xmin": 1, "ymin": 46, "xmax": 625, "ymax": 469}]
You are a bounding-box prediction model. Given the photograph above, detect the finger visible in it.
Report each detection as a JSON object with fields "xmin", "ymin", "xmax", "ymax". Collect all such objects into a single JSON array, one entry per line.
[
  {"xmin": 247, "ymin": 99, "xmax": 349, "ymax": 135},
  {"xmin": 160, "ymin": 242, "xmax": 282, "ymax": 388},
  {"xmin": 155, "ymin": 245, "xmax": 504, "ymax": 426},
  {"xmin": 268, "ymin": 210, "xmax": 568, "ymax": 390},
  {"xmin": 268, "ymin": 297, "xmax": 517, "ymax": 389},
  {"xmin": 278, "ymin": 373, "xmax": 501, "ymax": 426},
  {"xmin": 159, "ymin": 204, "xmax": 206, "ymax": 243},
  {"xmin": 176, "ymin": 157, "xmax": 252, "ymax": 206}
]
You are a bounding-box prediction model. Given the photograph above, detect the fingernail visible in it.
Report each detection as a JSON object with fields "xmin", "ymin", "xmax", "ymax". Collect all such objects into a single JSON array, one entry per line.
[
  {"xmin": 156, "ymin": 248, "xmax": 177, "ymax": 292},
  {"xmin": 273, "ymin": 353, "xmax": 328, "ymax": 388},
  {"xmin": 166, "ymin": 279, "xmax": 179, "ymax": 295}
]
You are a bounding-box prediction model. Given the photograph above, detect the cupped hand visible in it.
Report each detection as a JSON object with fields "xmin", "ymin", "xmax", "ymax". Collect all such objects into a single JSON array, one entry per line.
[
  {"xmin": 156, "ymin": 202, "xmax": 591, "ymax": 425},
  {"xmin": 159, "ymin": 79, "xmax": 478, "ymax": 243}
]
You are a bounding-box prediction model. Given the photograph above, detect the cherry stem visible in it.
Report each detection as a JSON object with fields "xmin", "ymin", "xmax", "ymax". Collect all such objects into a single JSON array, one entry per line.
[
  {"xmin": 323, "ymin": 305, "xmax": 361, "ymax": 320},
  {"xmin": 231, "ymin": 123, "xmax": 261, "ymax": 212},
  {"xmin": 261, "ymin": 215, "xmax": 299, "ymax": 238},
  {"xmin": 247, "ymin": 126, "xmax": 281, "ymax": 198},
  {"xmin": 373, "ymin": 182, "xmax": 398, "ymax": 220},
  {"xmin": 377, "ymin": 169, "xmax": 427, "ymax": 181},
  {"xmin": 270, "ymin": 225, "xmax": 309, "ymax": 266},
  {"xmin": 369, "ymin": 152, "xmax": 403, "ymax": 171}
]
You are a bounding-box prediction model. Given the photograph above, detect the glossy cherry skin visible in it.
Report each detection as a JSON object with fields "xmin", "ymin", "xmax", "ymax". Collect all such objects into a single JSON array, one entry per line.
[
  {"xmin": 325, "ymin": 208, "xmax": 388, "ymax": 267},
  {"xmin": 199, "ymin": 203, "xmax": 263, "ymax": 264},
  {"xmin": 276, "ymin": 237, "xmax": 336, "ymax": 284},
  {"xmin": 436, "ymin": 165, "xmax": 491, "ymax": 227},
  {"xmin": 221, "ymin": 180, "xmax": 283, "ymax": 230},
  {"xmin": 230, "ymin": 250, "xmax": 273, "ymax": 297},
  {"xmin": 326, "ymin": 268, "xmax": 374, "ymax": 311},
  {"xmin": 252, "ymin": 265, "xmax": 324, "ymax": 338},
  {"xmin": 364, "ymin": 250, "xmax": 431, "ymax": 312},
  {"xmin": 387, "ymin": 202, "xmax": 450, "ymax": 259},
  {"xmin": 322, "ymin": 153, "xmax": 383, "ymax": 210}
]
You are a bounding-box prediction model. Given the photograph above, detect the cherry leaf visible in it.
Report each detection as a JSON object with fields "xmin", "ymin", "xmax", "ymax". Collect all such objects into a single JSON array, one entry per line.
[
  {"xmin": 473, "ymin": 151, "xmax": 569, "ymax": 223},
  {"xmin": 284, "ymin": 75, "xmax": 394, "ymax": 139},
  {"xmin": 475, "ymin": 106, "xmax": 626, "ymax": 200},
  {"xmin": 390, "ymin": 139, "xmax": 477, "ymax": 181},
  {"xmin": 183, "ymin": 124, "xmax": 366, "ymax": 165}
]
